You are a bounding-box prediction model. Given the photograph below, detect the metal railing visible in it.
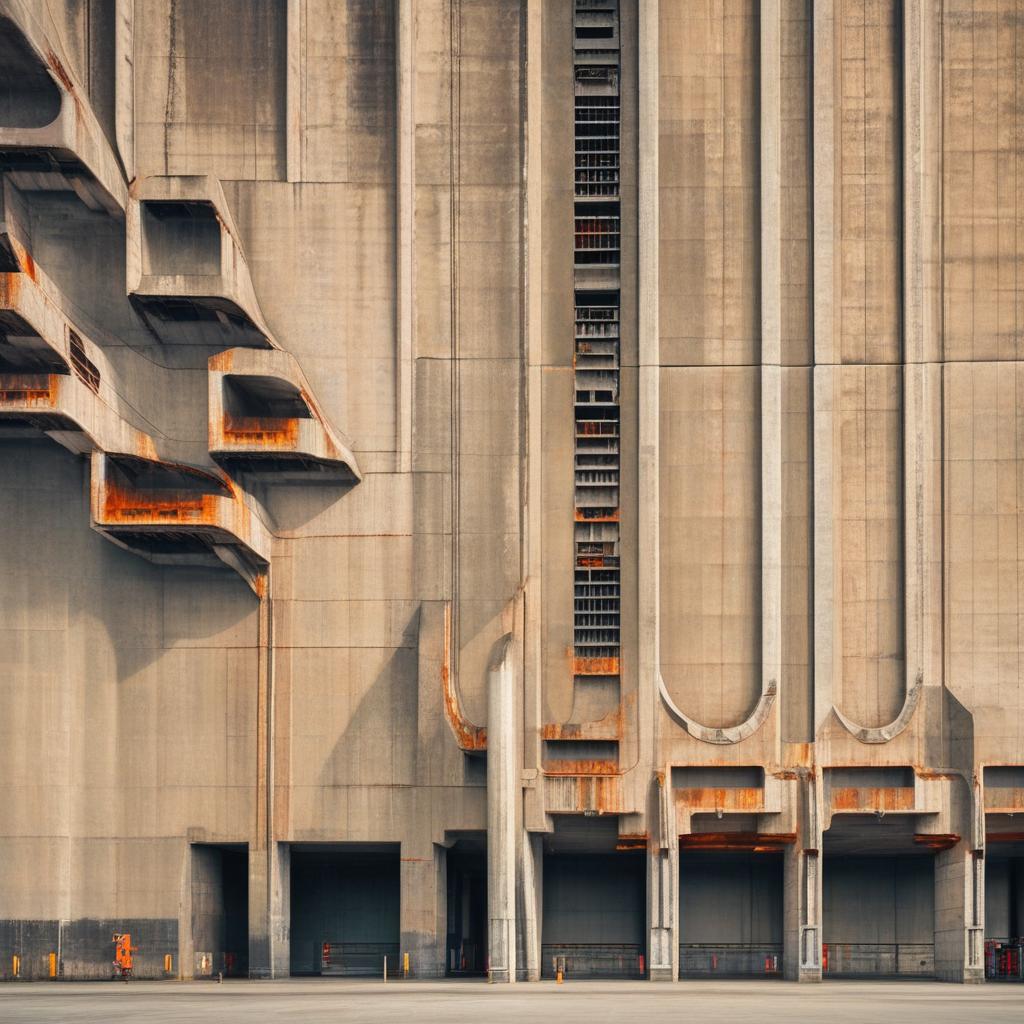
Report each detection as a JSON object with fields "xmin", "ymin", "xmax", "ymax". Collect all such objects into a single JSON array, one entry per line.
[
  {"xmin": 542, "ymin": 943, "xmax": 644, "ymax": 979},
  {"xmin": 679, "ymin": 943, "xmax": 783, "ymax": 977},
  {"xmin": 823, "ymin": 942, "xmax": 934, "ymax": 977},
  {"xmin": 320, "ymin": 942, "xmax": 399, "ymax": 977}
]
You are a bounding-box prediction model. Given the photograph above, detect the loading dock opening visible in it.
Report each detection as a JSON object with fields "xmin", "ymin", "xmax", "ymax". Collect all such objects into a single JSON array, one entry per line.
[
  {"xmin": 679, "ymin": 848, "xmax": 784, "ymax": 978},
  {"xmin": 541, "ymin": 818, "xmax": 645, "ymax": 979},
  {"xmin": 823, "ymin": 817, "xmax": 937, "ymax": 978},
  {"xmin": 289, "ymin": 844, "xmax": 399, "ymax": 977},
  {"xmin": 190, "ymin": 844, "xmax": 248, "ymax": 977},
  {"xmin": 446, "ymin": 839, "xmax": 487, "ymax": 976}
]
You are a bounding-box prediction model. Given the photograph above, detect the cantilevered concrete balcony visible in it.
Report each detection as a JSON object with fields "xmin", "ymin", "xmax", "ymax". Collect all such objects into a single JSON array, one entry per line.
[
  {"xmin": 127, "ymin": 176, "xmax": 278, "ymax": 349},
  {"xmin": 208, "ymin": 348, "xmax": 361, "ymax": 482},
  {"xmin": 0, "ymin": 262, "xmax": 147, "ymax": 456},
  {"xmin": 90, "ymin": 451, "xmax": 271, "ymax": 590},
  {"xmin": 0, "ymin": 1, "xmax": 127, "ymax": 215}
]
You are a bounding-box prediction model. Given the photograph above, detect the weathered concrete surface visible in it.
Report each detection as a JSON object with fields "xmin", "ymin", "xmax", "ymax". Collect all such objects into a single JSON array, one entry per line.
[{"xmin": 2, "ymin": 0, "xmax": 1024, "ymax": 989}]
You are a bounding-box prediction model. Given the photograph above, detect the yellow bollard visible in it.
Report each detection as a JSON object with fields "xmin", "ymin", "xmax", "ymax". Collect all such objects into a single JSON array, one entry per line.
[
  {"xmin": 49, "ymin": 952, "xmax": 57, "ymax": 978},
  {"xmin": 403, "ymin": 952, "xmax": 409, "ymax": 979},
  {"xmin": 12, "ymin": 954, "xmax": 19, "ymax": 979},
  {"xmin": 164, "ymin": 954, "xmax": 173, "ymax": 975},
  {"xmin": 556, "ymin": 966, "xmax": 563, "ymax": 984}
]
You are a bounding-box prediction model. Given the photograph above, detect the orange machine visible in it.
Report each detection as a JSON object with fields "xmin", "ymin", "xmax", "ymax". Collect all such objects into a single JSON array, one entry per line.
[{"xmin": 112, "ymin": 933, "xmax": 136, "ymax": 980}]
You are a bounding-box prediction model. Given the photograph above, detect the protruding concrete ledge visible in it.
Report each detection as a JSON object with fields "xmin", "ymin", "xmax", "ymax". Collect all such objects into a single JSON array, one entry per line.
[
  {"xmin": 0, "ymin": 266, "xmax": 148, "ymax": 455},
  {"xmin": 658, "ymin": 673, "xmax": 776, "ymax": 745},
  {"xmin": 208, "ymin": 348, "xmax": 360, "ymax": 482},
  {"xmin": 831, "ymin": 675, "xmax": 923, "ymax": 744},
  {"xmin": 127, "ymin": 175, "xmax": 278, "ymax": 349},
  {"xmin": 90, "ymin": 451, "xmax": 271, "ymax": 590},
  {"xmin": 0, "ymin": 1, "xmax": 127, "ymax": 215}
]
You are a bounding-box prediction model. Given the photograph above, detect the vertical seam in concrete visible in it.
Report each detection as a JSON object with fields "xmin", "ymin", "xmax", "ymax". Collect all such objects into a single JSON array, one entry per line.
[
  {"xmin": 904, "ymin": 0, "xmax": 927, "ymax": 701},
  {"xmin": 812, "ymin": 0, "xmax": 836, "ymax": 733},
  {"xmin": 761, "ymin": 0, "xmax": 783, "ymax": 761},
  {"xmin": 524, "ymin": 0, "xmax": 543, "ymax": 776},
  {"xmin": 286, "ymin": 0, "xmax": 304, "ymax": 183},
  {"xmin": 396, "ymin": 0, "xmax": 415, "ymax": 474},
  {"xmin": 637, "ymin": 0, "xmax": 658, "ymax": 782}
]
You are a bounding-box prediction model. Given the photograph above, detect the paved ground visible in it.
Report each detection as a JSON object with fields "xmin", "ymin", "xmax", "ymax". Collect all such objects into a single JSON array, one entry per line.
[{"xmin": 0, "ymin": 979, "xmax": 1021, "ymax": 1024}]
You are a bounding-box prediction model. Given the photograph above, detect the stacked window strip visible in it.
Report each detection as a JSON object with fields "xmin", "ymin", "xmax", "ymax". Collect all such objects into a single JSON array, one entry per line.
[{"xmin": 572, "ymin": 0, "xmax": 620, "ymax": 680}]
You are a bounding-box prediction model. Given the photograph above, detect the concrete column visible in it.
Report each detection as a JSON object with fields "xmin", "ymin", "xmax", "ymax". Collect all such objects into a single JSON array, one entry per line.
[
  {"xmin": 518, "ymin": 830, "xmax": 543, "ymax": 981},
  {"xmin": 114, "ymin": 0, "xmax": 134, "ymax": 181},
  {"xmin": 934, "ymin": 844, "xmax": 985, "ymax": 983},
  {"xmin": 784, "ymin": 774, "xmax": 822, "ymax": 981},
  {"xmin": 248, "ymin": 842, "xmax": 290, "ymax": 978},
  {"xmin": 249, "ymin": 572, "xmax": 289, "ymax": 977},
  {"xmin": 487, "ymin": 635, "xmax": 517, "ymax": 983},
  {"xmin": 400, "ymin": 843, "xmax": 446, "ymax": 978},
  {"xmin": 646, "ymin": 774, "xmax": 677, "ymax": 980}
]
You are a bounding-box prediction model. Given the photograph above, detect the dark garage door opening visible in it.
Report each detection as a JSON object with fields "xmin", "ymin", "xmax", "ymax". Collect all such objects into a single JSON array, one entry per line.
[
  {"xmin": 679, "ymin": 848, "xmax": 783, "ymax": 978},
  {"xmin": 289, "ymin": 844, "xmax": 399, "ymax": 976},
  {"xmin": 541, "ymin": 818, "xmax": 645, "ymax": 980},
  {"xmin": 985, "ymin": 850, "xmax": 1024, "ymax": 980},
  {"xmin": 191, "ymin": 844, "xmax": 248, "ymax": 977},
  {"xmin": 446, "ymin": 840, "xmax": 487, "ymax": 976}
]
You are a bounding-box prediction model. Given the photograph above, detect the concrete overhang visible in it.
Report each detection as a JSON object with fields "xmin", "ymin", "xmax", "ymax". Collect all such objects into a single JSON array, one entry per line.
[
  {"xmin": 0, "ymin": 1, "xmax": 127, "ymax": 216},
  {"xmin": 90, "ymin": 450, "xmax": 271, "ymax": 591},
  {"xmin": 0, "ymin": 266, "xmax": 150, "ymax": 456},
  {"xmin": 208, "ymin": 348, "xmax": 361, "ymax": 482},
  {"xmin": 128, "ymin": 175, "xmax": 278, "ymax": 350}
]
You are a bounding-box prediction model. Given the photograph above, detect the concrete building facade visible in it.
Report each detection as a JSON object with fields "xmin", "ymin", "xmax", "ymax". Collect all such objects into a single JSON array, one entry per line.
[{"xmin": 1, "ymin": 0, "xmax": 1023, "ymax": 985}]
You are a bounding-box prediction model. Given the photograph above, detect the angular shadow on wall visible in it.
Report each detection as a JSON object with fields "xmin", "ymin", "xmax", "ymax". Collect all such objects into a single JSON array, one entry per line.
[
  {"xmin": 259, "ymin": 478, "xmax": 359, "ymax": 533},
  {"xmin": 317, "ymin": 643, "xmax": 420, "ymax": 796}
]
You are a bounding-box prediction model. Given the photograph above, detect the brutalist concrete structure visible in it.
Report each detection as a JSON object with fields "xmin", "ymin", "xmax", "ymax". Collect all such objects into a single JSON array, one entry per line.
[{"xmin": 2, "ymin": 0, "xmax": 1024, "ymax": 987}]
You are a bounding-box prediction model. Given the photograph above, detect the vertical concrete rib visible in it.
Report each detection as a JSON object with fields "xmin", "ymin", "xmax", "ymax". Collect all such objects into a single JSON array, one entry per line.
[
  {"xmin": 487, "ymin": 635, "xmax": 517, "ymax": 983},
  {"xmin": 114, "ymin": 0, "xmax": 134, "ymax": 180},
  {"xmin": 520, "ymin": 0, "xmax": 543, "ymax": 982},
  {"xmin": 811, "ymin": 0, "xmax": 836, "ymax": 733},
  {"xmin": 760, "ymin": 0, "xmax": 782, "ymax": 757},
  {"xmin": 637, "ymin": 0, "xmax": 658, "ymax": 789},
  {"xmin": 285, "ymin": 0, "xmax": 304, "ymax": 183},
  {"xmin": 396, "ymin": 0, "xmax": 415, "ymax": 474}
]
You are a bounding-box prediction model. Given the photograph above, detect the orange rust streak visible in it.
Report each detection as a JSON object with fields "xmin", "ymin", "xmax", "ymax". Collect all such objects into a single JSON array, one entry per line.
[
  {"xmin": 440, "ymin": 604, "xmax": 486, "ymax": 752},
  {"xmin": 46, "ymin": 50, "xmax": 76, "ymax": 93},
  {"xmin": 675, "ymin": 787, "xmax": 764, "ymax": 811},
  {"xmin": 985, "ymin": 832, "xmax": 1024, "ymax": 844},
  {"xmin": 679, "ymin": 832, "xmax": 797, "ymax": 851},
  {"xmin": 223, "ymin": 415, "xmax": 299, "ymax": 448},
  {"xmin": 0, "ymin": 373, "xmax": 56, "ymax": 405},
  {"xmin": 573, "ymin": 656, "xmax": 620, "ymax": 676},
  {"xmin": 541, "ymin": 704, "xmax": 623, "ymax": 742},
  {"xmin": 0, "ymin": 272, "xmax": 21, "ymax": 306},
  {"xmin": 543, "ymin": 759, "xmax": 619, "ymax": 777},
  {"xmin": 913, "ymin": 833, "xmax": 960, "ymax": 851},
  {"xmin": 103, "ymin": 484, "xmax": 211, "ymax": 523},
  {"xmin": 832, "ymin": 786, "xmax": 915, "ymax": 811}
]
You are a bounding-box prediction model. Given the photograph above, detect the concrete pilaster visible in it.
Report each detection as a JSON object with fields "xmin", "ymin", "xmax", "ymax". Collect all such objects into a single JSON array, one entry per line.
[
  {"xmin": 934, "ymin": 844, "xmax": 985, "ymax": 983},
  {"xmin": 646, "ymin": 774, "xmax": 677, "ymax": 980},
  {"xmin": 518, "ymin": 830, "xmax": 543, "ymax": 981},
  {"xmin": 248, "ymin": 842, "xmax": 290, "ymax": 979},
  {"xmin": 487, "ymin": 635, "xmax": 516, "ymax": 983},
  {"xmin": 395, "ymin": 0, "xmax": 415, "ymax": 474},
  {"xmin": 784, "ymin": 774, "xmax": 822, "ymax": 981},
  {"xmin": 400, "ymin": 843, "xmax": 446, "ymax": 978}
]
